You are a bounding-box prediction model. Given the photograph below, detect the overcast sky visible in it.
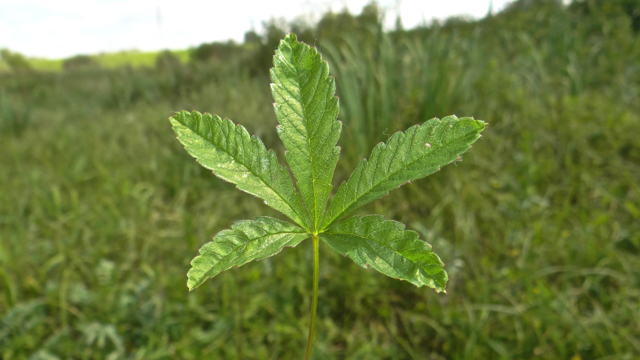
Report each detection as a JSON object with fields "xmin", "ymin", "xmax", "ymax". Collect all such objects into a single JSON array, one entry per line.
[{"xmin": 1, "ymin": 0, "xmax": 518, "ymax": 59}]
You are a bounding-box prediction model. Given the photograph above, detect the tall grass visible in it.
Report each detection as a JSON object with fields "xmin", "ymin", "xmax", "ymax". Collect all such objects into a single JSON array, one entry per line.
[
  {"xmin": 0, "ymin": 88, "xmax": 40, "ymax": 136},
  {"xmin": 321, "ymin": 27, "xmax": 488, "ymax": 168},
  {"xmin": 316, "ymin": 13, "xmax": 640, "ymax": 359},
  {"xmin": 0, "ymin": 50, "xmax": 191, "ymax": 73},
  {"xmin": 1, "ymin": 3, "xmax": 639, "ymax": 359}
]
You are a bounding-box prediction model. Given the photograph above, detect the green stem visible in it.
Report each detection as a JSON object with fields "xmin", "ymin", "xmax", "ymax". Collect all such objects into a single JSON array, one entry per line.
[{"xmin": 304, "ymin": 235, "xmax": 320, "ymax": 360}]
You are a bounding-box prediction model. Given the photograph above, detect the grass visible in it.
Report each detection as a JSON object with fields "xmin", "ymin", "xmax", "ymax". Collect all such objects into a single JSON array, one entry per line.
[
  {"xmin": 1, "ymin": 2, "xmax": 639, "ymax": 359},
  {"xmin": 93, "ymin": 50, "xmax": 190, "ymax": 69},
  {"xmin": 0, "ymin": 50, "xmax": 190, "ymax": 73},
  {"xmin": 24, "ymin": 58, "xmax": 65, "ymax": 72}
]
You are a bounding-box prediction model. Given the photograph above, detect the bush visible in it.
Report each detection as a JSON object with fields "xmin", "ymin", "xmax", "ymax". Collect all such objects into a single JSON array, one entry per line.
[
  {"xmin": 63, "ymin": 55, "xmax": 99, "ymax": 71},
  {"xmin": 0, "ymin": 49, "xmax": 32, "ymax": 73},
  {"xmin": 155, "ymin": 50, "xmax": 182, "ymax": 70},
  {"xmin": 188, "ymin": 41, "xmax": 242, "ymax": 63}
]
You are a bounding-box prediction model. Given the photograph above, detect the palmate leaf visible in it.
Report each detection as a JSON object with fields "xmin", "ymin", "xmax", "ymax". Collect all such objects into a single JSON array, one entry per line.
[
  {"xmin": 187, "ymin": 217, "xmax": 308, "ymax": 291},
  {"xmin": 172, "ymin": 34, "xmax": 486, "ymax": 298},
  {"xmin": 321, "ymin": 215, "xmax": 447, "ymax": 292},
  {"xmin": 170, "ymin": 33, "xmax": 489, "ymax": 358},
  {"xmin": 170, "ymin": 111, "xmax": 310, "ymax": 229},
  {"xmin": 321, "ymin": 116, "xmax": 486, "ymax": 230},
  {"xmin": 271, "ymin": 34, "xmax": 342, "ymax": 232}
]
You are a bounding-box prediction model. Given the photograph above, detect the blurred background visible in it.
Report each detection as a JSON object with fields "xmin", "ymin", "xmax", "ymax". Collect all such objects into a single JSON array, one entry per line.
[{"xmin": 1, "ymin": 0, "xmax": 639, "ymax": 358}]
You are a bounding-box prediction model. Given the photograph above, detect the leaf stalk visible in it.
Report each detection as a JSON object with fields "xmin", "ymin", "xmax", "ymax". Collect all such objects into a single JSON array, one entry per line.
[{"xmin": 304, "ymin": 234, "xmax": 320, "ymax": 360}]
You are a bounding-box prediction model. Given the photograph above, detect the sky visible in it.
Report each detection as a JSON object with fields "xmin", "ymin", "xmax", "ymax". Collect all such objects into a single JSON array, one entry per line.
[{"xmin": 0, "ymin": 0, "xmax": 518, "ymax": 59}]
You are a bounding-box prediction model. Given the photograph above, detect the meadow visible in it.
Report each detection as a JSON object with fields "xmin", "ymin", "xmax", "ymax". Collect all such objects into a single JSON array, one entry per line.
[{"xmin": 1, "ymin": 1, "xmax": 639, "ymax": 359}]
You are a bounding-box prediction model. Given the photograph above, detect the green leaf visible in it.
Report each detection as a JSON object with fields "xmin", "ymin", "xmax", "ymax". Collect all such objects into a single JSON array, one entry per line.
[
  {"xmin": 320, "ymin": 215, "xmax": 447, "ymax": 292},
  {"xmin": 187, "ymin": 217, "xmax": 308, "ymax": 291},
  {"xmin": 271, "ymin": 33, "xmax": 342, "ymax": 232},
  {"xmin": 322, "ymin": 116, "xmax": 485, "ymax": 230},
  {"xmin": 170, "ymin": 111, "xmax": 310, "ymax": 229}
]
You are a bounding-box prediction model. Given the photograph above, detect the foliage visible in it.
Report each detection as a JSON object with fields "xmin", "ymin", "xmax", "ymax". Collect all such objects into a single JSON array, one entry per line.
[
  {"xmin": 63, "ymin": 55, "xmax": 100, "ymax": 71},
  {"xmin": 170, "ymin": 33, "xmax": 484, "ymax": 357},
  {"xmin": 1, "ymin": 2, "xmax": 640, "ymax": 359},
  {"xmin": 569, "ymin": 0, "xmax": 640, "ymax": 31},
  {"xmin": 316, "ymin": 3, "xmax": 382, "ymax": 49},
  {"xmin": 0, "ymin": 49, "xmax": 32, "ymax": 72},
  {"xmin": 155, "ymin": 50, "xmax": 182, "ymax": 70},
  {"xmin": 0, "ymin": 87, "xmax": 39, "ymax": 136},
  {"xmin": 171, "ymin": 35, "xmax": 484, "ymax": 294},
  {"xmin": 188, "ymin": 41, "xmax": 243, "ymax": 63}
]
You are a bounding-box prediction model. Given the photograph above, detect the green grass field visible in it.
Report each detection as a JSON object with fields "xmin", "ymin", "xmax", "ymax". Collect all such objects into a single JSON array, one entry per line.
[
  {"xmin": 1, "ymin": 2, "xmax": 639, "ymax": 359},
  {"xmin": 0, "ymin": 50, "xmax": 190, "ymax": 73}
]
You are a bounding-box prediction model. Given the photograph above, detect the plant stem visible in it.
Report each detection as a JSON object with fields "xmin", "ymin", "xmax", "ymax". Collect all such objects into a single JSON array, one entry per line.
[{"xmin": 304, "ymin": 235, "xmax": 320, "ymax": 360}]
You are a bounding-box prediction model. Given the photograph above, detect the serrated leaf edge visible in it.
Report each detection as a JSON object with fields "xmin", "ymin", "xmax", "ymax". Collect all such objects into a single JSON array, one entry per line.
[
  {"xmin": 321, "ymin": 116, "xmax": 486, "ymax": 230},
  {"xmin": 170, "ymin": 111, "xmax": 311, "ymax": 230},
  {"xmin": 187, "ymin": 217, "xmax": 308, "ymax": 291},
  {"xmin": 322, "ymin": 214, "xmax": 447, "ymax": 292},
  {"xmin": 271, "ymin": 33, "xmax": 342, "ymax": 232}
]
